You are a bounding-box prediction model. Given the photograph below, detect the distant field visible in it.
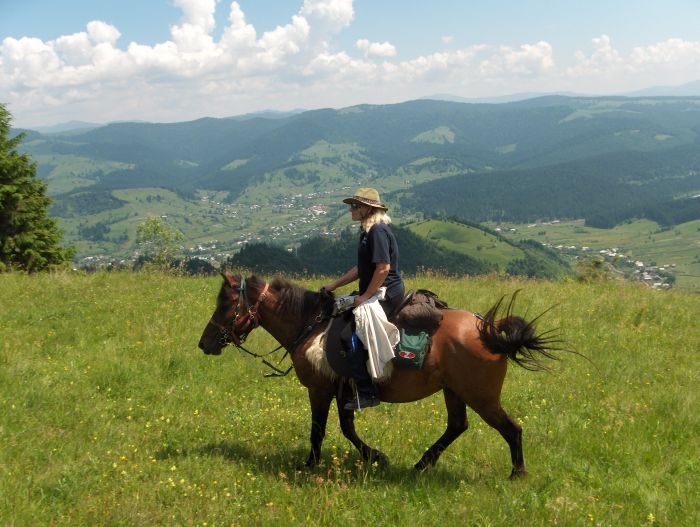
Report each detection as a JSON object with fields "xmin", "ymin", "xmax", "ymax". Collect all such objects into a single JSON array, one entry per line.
[
  {"xmin": 1, "ymin": 272, "xmax": 698, "ymax": 526},
  {"xmin": 494, "ymin": 219, "xmax": 700, "ymax": 291}
]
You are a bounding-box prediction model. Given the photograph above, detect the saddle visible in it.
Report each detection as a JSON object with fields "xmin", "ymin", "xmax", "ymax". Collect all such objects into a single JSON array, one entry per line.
[{"xmin": 323, "ymin": 289, "xmax": 447, "ymax": 378}]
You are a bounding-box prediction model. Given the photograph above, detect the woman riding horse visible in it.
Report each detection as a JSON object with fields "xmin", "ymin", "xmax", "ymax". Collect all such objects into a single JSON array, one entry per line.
[
  {"xmin": 322, "ymin": 187, "xmax": 404, "ymax": 411},
  {"xmin": 199, "ymin": 272, "xmax": 561, "ymax": 478}
]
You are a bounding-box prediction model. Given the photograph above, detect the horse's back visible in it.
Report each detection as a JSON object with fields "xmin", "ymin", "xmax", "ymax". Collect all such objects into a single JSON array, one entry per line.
[{"xmin": 380, "ymin": 309, "xmax": 507, "ymax": 403}]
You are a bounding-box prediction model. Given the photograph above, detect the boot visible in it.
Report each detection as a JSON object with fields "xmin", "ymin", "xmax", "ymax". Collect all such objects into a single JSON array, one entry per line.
[{"xmin": 343, "ymin": 333, "xmax": 380, "ymax": 411}]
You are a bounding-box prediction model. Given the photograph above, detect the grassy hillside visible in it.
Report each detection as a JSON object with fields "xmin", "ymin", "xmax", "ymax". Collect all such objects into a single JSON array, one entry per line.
[
  {"xmin": 52, "ymin": 187, "xmax": 349, "ymax": 262},
  {"xmin": 407, "ymin": 219, "xmax": 524, "ymax": 269},
  {"xmin": 1, "ymin": 272, "xmax": 698, "ymax": 526},
  {"xmin": 405, "ymin": 219, "xmax": 570, "ymax": 278}
]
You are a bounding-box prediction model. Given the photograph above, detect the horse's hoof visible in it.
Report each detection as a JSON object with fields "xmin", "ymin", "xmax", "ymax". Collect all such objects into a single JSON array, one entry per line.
[
  {"xmin": 369, "ymin": 452, "xmax": 389, "ymax": 469},
  {"xmin": 509, "ymin": 467, "xmax": 528, "ymax": 479},
  {"xmin": 414, "ymin": 460, "xmax": 430, "ymax": 472},
  {"xmin": 414, "ymin": 453, "xmax": 438, "ymax": 472}
]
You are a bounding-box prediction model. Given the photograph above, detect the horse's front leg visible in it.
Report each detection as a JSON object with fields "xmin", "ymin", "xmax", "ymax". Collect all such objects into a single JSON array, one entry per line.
[
  {"xmin": 303, "ymin": 387, "xmax": 334, "ymax": 468},
  {"xmin": 336, "ymin": 396, "xmax": 389, "ymax": 468}
]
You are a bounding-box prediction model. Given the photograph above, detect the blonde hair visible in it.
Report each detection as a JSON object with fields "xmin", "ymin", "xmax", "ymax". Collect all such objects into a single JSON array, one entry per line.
[{"xmin": 361, "ymin": 209, "xmax": 392, "ymax": 232}]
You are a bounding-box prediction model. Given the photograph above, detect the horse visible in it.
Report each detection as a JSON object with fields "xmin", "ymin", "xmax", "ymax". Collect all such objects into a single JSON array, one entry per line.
[{"xmin": 198, "ymin": 272, "xmax": 561, "ymax": 479}]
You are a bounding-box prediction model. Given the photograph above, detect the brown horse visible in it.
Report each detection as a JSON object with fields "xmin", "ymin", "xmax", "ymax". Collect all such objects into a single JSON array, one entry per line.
[{"xmin": 198, "ymin": 272, "xmax": 561, "ymax": 478}]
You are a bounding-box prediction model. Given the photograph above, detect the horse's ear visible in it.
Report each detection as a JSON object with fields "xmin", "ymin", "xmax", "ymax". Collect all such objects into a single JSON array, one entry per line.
[{"xmin": 221, "ymin": 271, "xmax": 235, "ymax": 286}]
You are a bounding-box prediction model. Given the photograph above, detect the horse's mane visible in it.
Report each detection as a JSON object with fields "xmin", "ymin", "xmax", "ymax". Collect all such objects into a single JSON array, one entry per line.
[{"xmin": 265, "ymin": 276, "xmax": 334, "ymax": 321}]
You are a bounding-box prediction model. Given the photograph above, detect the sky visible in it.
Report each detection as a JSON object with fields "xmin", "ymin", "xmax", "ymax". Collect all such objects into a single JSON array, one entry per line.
[{"xmin": 2, "ymin": 0, "xmax": 700, "ymax": 128}]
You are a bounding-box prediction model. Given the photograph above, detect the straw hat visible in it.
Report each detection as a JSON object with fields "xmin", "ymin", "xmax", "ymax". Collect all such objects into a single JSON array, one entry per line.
[{"xmin": 342, "ymin": 187, "xmax": 388, "ymax": 211}]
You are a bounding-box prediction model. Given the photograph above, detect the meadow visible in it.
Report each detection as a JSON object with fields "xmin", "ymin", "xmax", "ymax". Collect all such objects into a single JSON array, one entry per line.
[{"xmin": 1, "ymin": 272, "xmax": 698, "ymax": 526}]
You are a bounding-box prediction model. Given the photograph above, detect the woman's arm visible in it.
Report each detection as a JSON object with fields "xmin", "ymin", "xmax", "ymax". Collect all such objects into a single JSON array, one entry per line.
[
  {"xmin": 354, "ymin": 262, "xmax": 390, "ymax": 305},
  {"xmin": 322, "ymin": 266, "xmax": 358, "ymax": 292}
]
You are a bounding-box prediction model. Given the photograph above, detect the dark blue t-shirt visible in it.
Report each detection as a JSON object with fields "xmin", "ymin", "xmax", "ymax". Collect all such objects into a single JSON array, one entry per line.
[{"xmin": 357, "ymin": 223, "xmax": 404, "ymax": 301}]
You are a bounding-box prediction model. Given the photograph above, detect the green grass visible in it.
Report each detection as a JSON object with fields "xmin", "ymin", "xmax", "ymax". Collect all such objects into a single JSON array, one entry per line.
[{"xmin": 1, "ymin": 272, "xmax": 698, "ymax": 526}]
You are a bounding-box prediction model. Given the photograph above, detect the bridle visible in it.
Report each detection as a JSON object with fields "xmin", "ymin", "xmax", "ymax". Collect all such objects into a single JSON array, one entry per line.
[
  {"xmin": 207, "ymin": 276, "xmax": 269, "ymax": 348},
  {"xmin": 206, "ymin": 276, "xmax": 297, "ymax": 377},
  {"xmin": 204, "ymin": 275, "xmax": 332, "ymax": 377}
]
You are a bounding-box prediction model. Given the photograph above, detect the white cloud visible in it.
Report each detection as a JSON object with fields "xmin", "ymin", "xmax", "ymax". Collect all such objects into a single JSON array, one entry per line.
[
  {"xmin": 2, "ymin": 1, "xmax": 700, "ymax": 127},
  {"xmin": 568, "ymin": 34, "xmax": 623, "ymax": 77},
  {"xmin": 630, "ymin": 38, "xmax": 700, "ymax": 68},
  {"xmin": 565, "ymin": 34, "xmax": 700, "ymax": 90},
  {"xmin": 479, "ymin": 41, "xmax": 554, "ymax": 77},
  {"xmin": 174, "ymin": 0, "xmax": 218, "ymax": 34},
  {"xmin": 300, "ymin": 0, "xmax": 354, "ymax": 30},
  {"xmin": 86, "ymin": 21, "xmax": 122, "ymax": 45},
  {"xmin": 356, "ymin": 39, "xmax": 397, "ymax": 58}
]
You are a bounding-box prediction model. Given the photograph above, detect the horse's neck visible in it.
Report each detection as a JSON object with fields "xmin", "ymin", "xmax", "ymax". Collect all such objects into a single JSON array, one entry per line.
[
  {"xmin": 259, "ymin": 306, "xmax": 304, "ymax": 350},
  {"xmin": 258, "ymin": 288, "xmax": 329, "ymax": 350}
]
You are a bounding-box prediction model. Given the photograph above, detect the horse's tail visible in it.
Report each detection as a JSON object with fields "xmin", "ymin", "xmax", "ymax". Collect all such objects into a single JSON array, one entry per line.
[{"xmin": 478, "ymin": 291, "xmax": 562, "ymax": 371}]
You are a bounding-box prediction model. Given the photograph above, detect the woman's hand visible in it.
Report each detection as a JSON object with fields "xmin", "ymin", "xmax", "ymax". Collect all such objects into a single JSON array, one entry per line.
[{"xmin": 353, "ymin": 295, "xmax": 369, "ymax": 306}]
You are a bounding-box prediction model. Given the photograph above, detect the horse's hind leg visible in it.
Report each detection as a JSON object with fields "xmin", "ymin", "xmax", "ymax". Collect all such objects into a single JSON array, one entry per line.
[
  {"xmin": 473, "ymin": 403, "xmax": 527, "ymax": 479},
  {"xmin": 415, "ymin": 388, "xmax": 468, "ymax": 471},
  {"xmin": 303, "ymin": 387, "xmax": 334, "ymax": 468},
  {"xmin": 336, "ymin": 398, "xmax": 389, "ymax": 468}
]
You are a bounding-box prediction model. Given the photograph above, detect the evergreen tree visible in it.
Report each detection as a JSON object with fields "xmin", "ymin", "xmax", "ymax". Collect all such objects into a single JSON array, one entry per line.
[{"xmin": 0, "ymin": 104, "xmax": 74, "ymax": 272}]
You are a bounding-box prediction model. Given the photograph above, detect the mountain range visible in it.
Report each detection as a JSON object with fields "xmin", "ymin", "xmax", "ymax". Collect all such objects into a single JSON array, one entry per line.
[{"xmin": 12, "ymin": 94, "xmax": 700, "ymax": 275}]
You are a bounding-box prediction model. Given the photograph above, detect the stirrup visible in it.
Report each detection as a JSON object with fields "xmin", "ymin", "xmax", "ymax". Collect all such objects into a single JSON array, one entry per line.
[{"xmin": 344, "ymin": 391, "xmax": 380, "ymax": 411}]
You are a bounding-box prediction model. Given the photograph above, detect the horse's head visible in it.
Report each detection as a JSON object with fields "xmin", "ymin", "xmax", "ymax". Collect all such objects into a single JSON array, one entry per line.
[{"xmin": 198, "ymin": 272, "xmax": 268, "ymax": 355}]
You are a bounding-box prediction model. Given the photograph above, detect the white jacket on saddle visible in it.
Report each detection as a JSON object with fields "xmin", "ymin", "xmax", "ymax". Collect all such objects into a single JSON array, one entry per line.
[{"xmin": 346, "ymin": 287, "xmax": 400, "ymax": 380}]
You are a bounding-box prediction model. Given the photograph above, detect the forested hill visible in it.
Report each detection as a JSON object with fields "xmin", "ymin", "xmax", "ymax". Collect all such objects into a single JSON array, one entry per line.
[{"xmin": 398, "ymin": 143, "xmax": 700, "ymax": 226}]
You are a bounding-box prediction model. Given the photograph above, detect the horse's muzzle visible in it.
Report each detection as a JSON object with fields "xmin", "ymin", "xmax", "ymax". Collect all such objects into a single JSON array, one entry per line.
[{"xmin": 199, "ymin": 340, "xmax": 222, "ymax": 355}]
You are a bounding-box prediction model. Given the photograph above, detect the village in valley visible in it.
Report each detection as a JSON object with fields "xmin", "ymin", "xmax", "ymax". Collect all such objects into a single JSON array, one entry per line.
[
  {"xmin": 495, "ymin": 221, "xmax": 678, "ymax": 289},
  {"xmin": 552, "ymin": 245, "xmax": 676, "ymax": 289},
  {"xmin": 77, "ymin": 187, "xmax": 350, "ymax": 272}
]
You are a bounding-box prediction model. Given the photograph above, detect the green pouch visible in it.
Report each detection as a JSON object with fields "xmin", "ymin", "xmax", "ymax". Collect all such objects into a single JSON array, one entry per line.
[{"xmin": 394, "ymin": 328, "xmax": 429, "ymax": 369}]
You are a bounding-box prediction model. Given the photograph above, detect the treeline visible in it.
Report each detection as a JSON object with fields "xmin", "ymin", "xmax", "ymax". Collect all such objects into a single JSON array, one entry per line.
[
  {"xmin": 228, "ymin": 225, "xmax": 496, "ymax": 276},
  {"xmin": 585, "ymin": 196, "xmax": 700, "ymax": 228}
]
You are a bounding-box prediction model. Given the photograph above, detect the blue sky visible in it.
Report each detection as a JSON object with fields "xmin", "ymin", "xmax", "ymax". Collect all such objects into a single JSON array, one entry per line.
[{"xmin": 2, "ymin": 0, "xmax": 700, "ymax": 127}]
